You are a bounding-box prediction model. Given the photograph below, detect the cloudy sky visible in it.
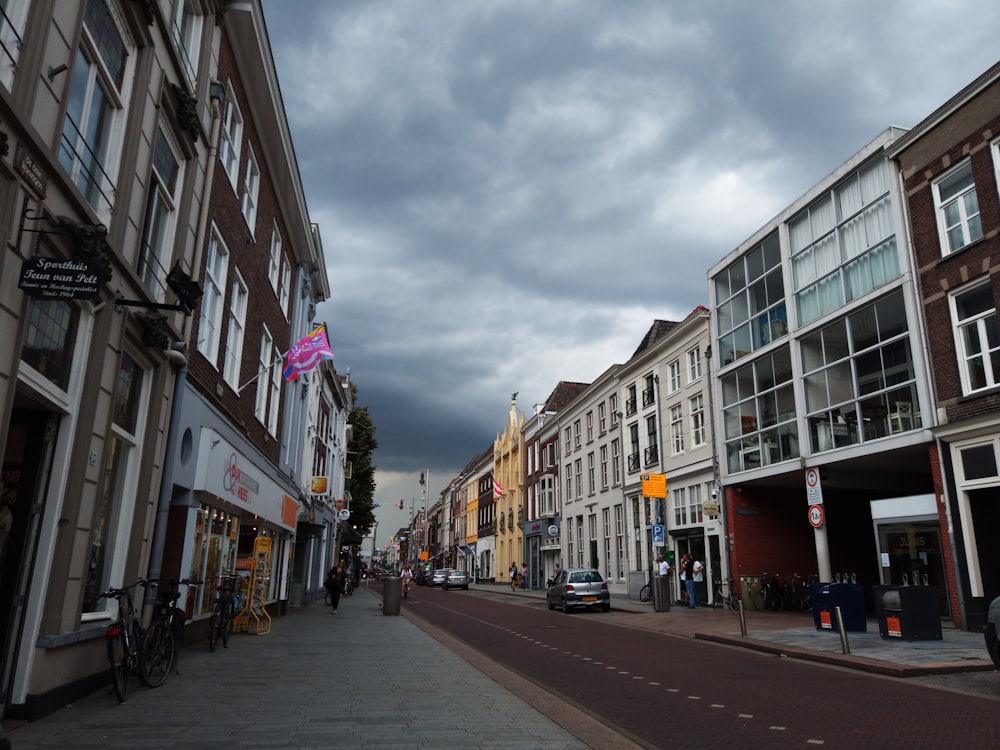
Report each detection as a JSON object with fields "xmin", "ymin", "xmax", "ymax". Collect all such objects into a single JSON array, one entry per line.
[{"xmin": 261, "ymin": 0, "xmax": 1000, "ymax": 539}]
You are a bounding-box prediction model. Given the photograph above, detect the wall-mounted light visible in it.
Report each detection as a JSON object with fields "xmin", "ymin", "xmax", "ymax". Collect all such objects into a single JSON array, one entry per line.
[{"xmin": 47, "ymin": 63, "xmax": 69, "ymax": 81}]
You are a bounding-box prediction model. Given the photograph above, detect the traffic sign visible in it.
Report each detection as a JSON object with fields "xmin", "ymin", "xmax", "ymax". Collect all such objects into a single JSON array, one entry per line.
[
  {"xmin": 808, "ymin": 504, "xmax": 824, "ymax": 528},
  {"xmin": 652, "ymin": 524, "xmax": 664, "ymax": 546},
  {"xmin": 805, "ymin": 467, "xmax": 823, "ymax": 504}
]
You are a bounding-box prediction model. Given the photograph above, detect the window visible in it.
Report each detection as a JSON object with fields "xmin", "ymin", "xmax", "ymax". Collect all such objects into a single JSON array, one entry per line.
[
  {"xmin": 628, "ymin": 423, "xmax": 640, "ymax": 472},
  {"xmin": 611, "ymin": 438, "xmax": 621, "ymax": 485},
  {"xmin": 587, "ymin": 452, "xmax": 595, "ymax": 494},
  {"xmin": 565, "ymin": 467, "xmax": 572, "ymax": 503},
  {"xmin": 642, "ymin": 373, "xmax": 655, "ymax": 407},
  {"xmin": 278, "ymin": 257, "xmax": 291, "ymax": 316},
  {"xmin": 690, "ymin": 394, "xmax": 706, "ymax": 446},
  {"xmin": 82, "ymin": 352, "xmax": 146, "ymax": 613},
  {"xmin": 137, "ymin": 126, "xmax": 182, "ymax": 301},
  {"xmin": 219, "ymin": 80, "xmax": 243, "ymax": 184},
  {"xmin": 688, "ymin": 484, "xmax": 703, "ymax": 525},
  {"xmin": 598, "ymin": 402, "xmax": 607, "ymax": 434},
  {"xmin": 688, "ymin": 347, "xmax": 702, "ymax": 381},
  {"xmin": 602, "ymin": 508, "xmax": 611, "ymax": 579},
  {"xmin": 266, "ymin": 336, "xmax": 281, "ymax": 435},
  {"xmin": 59, "ymin": 0, "xmax": 135, "ymax": 218},
  {"xmin": 255, "ymin": 326, "xmax": 274, "ymax": 424},
  {"xmin": 615, "ymin": 504, "xmax": 625, "ymax": 580},
  {"xmin": 670, "ymin": 404, "xmax": 684, "ymax": 454},
  {"xmin": 792, "ymin": 159, "xmax": 900, "ymax": 326},
  {"xmin": 564, "ymin": 427, "xmax": 572, "ymax": 456},
  {"xmin": 934, "ymin": 161, "xmax": 983, "ymax": 255},
  {"xmin": 573, "ymin": 420, "xmax": 581, "ymax": 449},
  {"xmin": 0, "ymin": 0, "xmax": 30, "ymax": 88},
  {"xmin": 198, "ymin": 228, "xmax": 229, "ymax": 363},
  {"xmin": 242, "ymin": 145, "xmax": 260, "ymax": 233},
  {"xmin": 645, "ymin": 415, "xmax": 659, "ymax": 465},
  {"xmin": 600, "ymin": 445, "xmax": 609, "ymax": 489},
  {"xmin": 540, "ymin": 474, "xmax": 554, "ymax": 516},
  {"xmin": 170, "ymin": 0, "xmax": 203, "ymax": 87},
  {"xmin": 625, "ymin": 384, "xmax": 637, "ymax": 416},
  {"xmin": 223, "ymin": 271, "xmax": 247, "ymax": 389},
  {"xmin": 799, "ymin": 289, "xmax": 920, "ymax": 452},
  {"xmin": 673, "ymin": 486, "xmax": 687, "ymax": 526},
  {"xmin": 722, "ymin": 345, "xmax": 799, "ymax": 472},
  {"xmin": 586, "ymin": 411, "xmax": 594, "ymax": 442},
  {"xmin": 715, "ymin": 231, "xmax": 787, "ymax": 365},
  {"xmin": 268, "ymin": 223, "xmax": 281, "ymax": 291},
  {"xmin": 21, "ymin": 300, "xmax": 80, "ymax": 391},
  {"xmin": 668, "ymin": 360, "xmax": 681, "ymax": 392},
  {"xmin": 609, "ymin": 394, "xmax": 618, "ymax": 425},
  {"xmin": 951, "ymin": 280, "xmax": 1000, "ymax": 394},
  {"xmin": 574, "ymin": 459, "xmax": 582, "ymax": 499}
]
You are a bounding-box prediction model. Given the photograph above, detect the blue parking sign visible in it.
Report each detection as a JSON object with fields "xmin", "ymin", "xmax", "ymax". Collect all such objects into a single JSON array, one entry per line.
[{"xmin": 652, "ymin": 524, "xmax": 664, "ymax": 546}]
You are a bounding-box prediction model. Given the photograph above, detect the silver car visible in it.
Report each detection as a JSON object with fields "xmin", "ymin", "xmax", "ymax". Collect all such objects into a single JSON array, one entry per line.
[
  {"xmin": 429, "ymin": 568, "xmax": 448, "ymax": 587},
  {"xmin": 546, "ymin": 568, "xmax": 611, "ymax": 613},
  {"xmin": 443, "ymin": 569, "xmax": 469, "ymax": 590},
  {"xmin": 985, "ymin": 594, "xmax": 1000, "ymax": 667}
]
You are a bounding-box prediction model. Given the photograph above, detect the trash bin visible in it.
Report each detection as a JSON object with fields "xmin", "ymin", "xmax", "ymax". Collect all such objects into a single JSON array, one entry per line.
[
  {"xmin": 653, "ymin": 574, "xmax": 671, "ymax": 612},
  {"xmin": 383, "ymin": 576, "xmax": 402, "ymax": 616},
  {"xmin": 810, "ymin": 582, "xmax": 866, "ymax": 632},
  {"xmin": 873, "ymin": 584, "xmax": 942, "ymax": 641}
]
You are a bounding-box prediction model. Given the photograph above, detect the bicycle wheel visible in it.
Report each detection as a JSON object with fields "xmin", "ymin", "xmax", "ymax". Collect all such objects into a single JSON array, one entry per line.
[
  {"xmin": 209, "ymin": 604, "xmax": 220, "ymax": 652},
  {"xmin": 141, "ymin": 620, "xmax": 174, "ymax": 687},
  {"xmin": 639, "ymin": 584, "xmax": 652, "ymax": 603},
  {"xmin": 728, "ymin": 594, "xmax": 741, "ymax": 611},
  {"xmin": 107, "ymin": 630, "xmax": 129, "ymax": 703}
]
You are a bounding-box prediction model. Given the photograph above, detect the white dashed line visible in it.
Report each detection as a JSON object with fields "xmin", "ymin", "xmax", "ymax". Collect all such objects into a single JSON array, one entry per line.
[
  {"xmin": 710, "ymin": 704, "xmax": 725, "ymax": 709},
  {"xmin": 806, "ymin": 740, "xmax": 825, "ymax": 745},
  {"xmin": 769, "ymin": 726, "xmax": 786, "ymax": 731},
  {"xmin": 648, "ymin": 681, "xmax": 661, "ymax": 686},
  {"xmin": 687, "ymin": 696, "xmax": 701, "ymax": 701},
  {"xmin": 738, "ymin": 714, "xmax": 753, "ymax": 719}
]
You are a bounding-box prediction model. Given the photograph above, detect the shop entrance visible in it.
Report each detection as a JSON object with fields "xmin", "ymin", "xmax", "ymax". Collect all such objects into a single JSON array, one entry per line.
[
  {"xmin": 878, "ymin": 522, "xmax": 950, "ymax": 617},
  {"xmin": 1, "ymin": 408, "xmax": 58, "ymax": 708}
]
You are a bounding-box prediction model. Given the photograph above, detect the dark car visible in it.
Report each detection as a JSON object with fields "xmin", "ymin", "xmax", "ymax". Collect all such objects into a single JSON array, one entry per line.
[
  {"xmin": 985, "ymin": 594, "xmax": 1000, "ymax": 666},
  {"xmin": 546, "ymin": 568, "xmax": 611, "ymax": 613}
]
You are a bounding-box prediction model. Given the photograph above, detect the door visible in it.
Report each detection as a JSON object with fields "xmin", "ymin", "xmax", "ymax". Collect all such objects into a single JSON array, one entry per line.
[
  {"xmin": 879, "ymin": 522, "xmax": 950, "ymax": 617},
  {"xmin": 1, "ymin": 409, "xmax": 58, "ymax": 708}
]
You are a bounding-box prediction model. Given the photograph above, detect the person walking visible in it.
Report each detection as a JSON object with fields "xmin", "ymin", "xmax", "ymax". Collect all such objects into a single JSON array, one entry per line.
[
  {"xmin": 690, "ymin": 556, "xmax": 705, "ymax": 608},
  {"xmin": 521, "ymin": 563, "xmax": 529, "ymax": 590},
  {"xmin": 510, "ymin": 562, "xmax": 518, "ymax": 592},
  {"xmin": 325, "ymin": 559, "xmax": 347, "ymax": 614},
  {"xmin": 679, "ymin": 554, "xmax": 690, "ymax": 607}
]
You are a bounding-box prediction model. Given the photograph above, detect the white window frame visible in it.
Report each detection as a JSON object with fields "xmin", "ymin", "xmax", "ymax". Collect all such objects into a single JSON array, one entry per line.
[
  {"xmin": 278, "ymin": 256, "xmax": 291, "ymax": 316},
  {"xmin": 934, "ymin": 160, "xmax": 983, "ymax": 255},
  {"xmin": 690, "ymin": 394, "xmax": 706, "ymax": 446},
  {"xmin": 60, "ymin": 0, "xmax": 135, "ymax": 221},
  {"xmin": 670, "ymin": 403, "xmax": 685, "ymax": 454},
  {"xmin": 669, "ymin": 360, "xmax": 682, "ymax": 392},
  {"xmin": 0, "ymin": 0, "xmax": 30, "ymax": 88},
  {"xmin": 268, "ymin": 222, "xmax": 281, "ymax": 291},
  {"xmin": 219, "ymin": 80, "xmax": 243, "ymax": 186},
  {"xmin": 242, "ymin": 145, "xmax": 260, "ymax": 234},
  {"xmin": 223, "ymin": 270, "xmax": 248, "ymax": 390},
  {"xmin": 170, "ymin": 0, "xmax": 204, "ymax": 88},
  {"xmin": 139, "ymin": 125, "xmax": 183, "ymax": 302},
  {"xmin": 688, "ymin": 347, "xmax": 702, "ymax": 381},
  {"xmin": 198, "ymin": 227, "xmax": 229, "ymax": 364},
  {"xmin": 254, "ymin": 325, "xmax": 274, "ymax": 423},
  {"xmin": 950, "ymin": 279, "xmax": 1000, "ymax": 394}
]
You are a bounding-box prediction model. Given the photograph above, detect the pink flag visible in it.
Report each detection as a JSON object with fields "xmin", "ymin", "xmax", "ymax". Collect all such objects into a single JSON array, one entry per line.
[{"xmin": 283, "ymin": 326, "xmax": 334, "ymax": 381}]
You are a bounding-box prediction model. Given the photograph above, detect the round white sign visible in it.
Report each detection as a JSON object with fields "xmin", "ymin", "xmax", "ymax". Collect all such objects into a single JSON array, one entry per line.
[
  {"xmin": 337, "ymin": 509, "xmax": 351, "ymax": 521},
  {"xmin": 547, "ymin": 524, "xmax": 559, "ymax": 536},
  {"xmin": 808, "ymin": 504, "xmax": 824, "ymax": 528}
]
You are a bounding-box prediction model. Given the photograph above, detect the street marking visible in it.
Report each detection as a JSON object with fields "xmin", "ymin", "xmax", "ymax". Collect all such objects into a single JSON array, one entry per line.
[
  {"xmin": 710, "ymin": 704, "xmax": 725, "ymax": 709},
  {"xmin": 687, "ymin": 696, "xmax": 701, "ymax": 701},
  {"xmin": 806, "ymin": 741, "xmax": 825, "ymax": 745},
  {"xmin": 769, "ymin": 726, "xmax": 786, "ymax": 731},
  {"xmin": 649, "ymin": 681, "xmax": 661, "ymax": 686},
  {"xmin": 738, "ymin": 714, "xmax": 753, "ymax": 719},
  {"xmin": 632, "ymin": 676, "xmax": 644, "ymax": 680},
  {"xmin": 667, "ymin": 688, "xmax": 679, "ymax": 693}
]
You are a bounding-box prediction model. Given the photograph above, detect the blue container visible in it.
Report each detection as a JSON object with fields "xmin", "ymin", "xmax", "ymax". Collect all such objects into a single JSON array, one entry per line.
[{"xmin": 810, "ymin": 582, "xmax": 866, "ymax": 632}]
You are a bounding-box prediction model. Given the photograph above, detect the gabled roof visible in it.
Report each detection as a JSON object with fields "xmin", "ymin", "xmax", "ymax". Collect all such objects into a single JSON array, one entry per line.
[
  {"xmin": 543, "ymin": 381, "xmax": 590, "ymax": 413},
  {"xmin": 630, "ymin": 319, "xmax": 679, "ymax": 359}
]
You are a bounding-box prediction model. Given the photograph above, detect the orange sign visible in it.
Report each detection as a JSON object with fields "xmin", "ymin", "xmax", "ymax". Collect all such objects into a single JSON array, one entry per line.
[
  {"xmin": 641, "ymin": 473, "xmax": 667, "ymax": 498},
  {"xmin": 310, "ymin": 475, "xmax": 329, "ymax": 495}
]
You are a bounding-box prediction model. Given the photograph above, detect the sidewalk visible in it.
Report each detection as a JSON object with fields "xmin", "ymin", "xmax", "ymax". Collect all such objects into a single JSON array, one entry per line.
[
  {"xmin": 473, "ymin": 581, "xmax": 995, "ymax": 678},
  {"xmin": 3, "ymin": 590, "xmax": 638, "ymax": 750}
]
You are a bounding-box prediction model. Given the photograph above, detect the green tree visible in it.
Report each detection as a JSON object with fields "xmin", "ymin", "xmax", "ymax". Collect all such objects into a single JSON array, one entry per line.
[{"xmin": 346, "ymin": 393, "xmax": 377, "ymax": 536}]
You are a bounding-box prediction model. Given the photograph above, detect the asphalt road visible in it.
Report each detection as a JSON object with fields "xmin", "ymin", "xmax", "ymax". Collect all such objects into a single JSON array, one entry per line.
[{"xmin": 405, "ymin": 585, "xmax": 1000, "ymax": 749}]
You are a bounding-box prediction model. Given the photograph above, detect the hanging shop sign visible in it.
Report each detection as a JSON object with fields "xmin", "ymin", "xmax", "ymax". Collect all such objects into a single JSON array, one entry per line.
[{"xmin": 18, "ymin": 256, "xmax": 102, "ymax": 300}]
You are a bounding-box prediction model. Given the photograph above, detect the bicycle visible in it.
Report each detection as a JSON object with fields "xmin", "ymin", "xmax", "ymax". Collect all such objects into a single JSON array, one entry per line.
[
  {"xmin": 209, "ymin": 574, "xmax": 238, "ymax": 652},
  {"xmin": 761, "ymin": 573, "xmax": 784, "ymax": 611},
  {"xmin": 99, "ymin": 579, "xmax": 152, "ymax": 703},
  {"xmin": 141, "ymin": 579, "xmax": 192, "ymax": 685},
  {"xmin": 713, "ymin": 578, "xmax": 741, "ymax": 610},
  {"xmin": 638, "ymin": 569, "xmax": 654, "ymax": 603}
]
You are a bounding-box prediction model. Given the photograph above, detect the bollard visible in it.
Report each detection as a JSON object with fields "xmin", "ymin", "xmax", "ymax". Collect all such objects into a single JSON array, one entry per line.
[
  {"xmin": 383, "ymin": 576, "xmax": 402, "ymax": 615},
  {"xmin": 738, "ymin": 597, "xmax": 747, "ymax": 637},
  {"xmin": 835, "ymin": 605, "xmax": 851, "ymax": 654}
]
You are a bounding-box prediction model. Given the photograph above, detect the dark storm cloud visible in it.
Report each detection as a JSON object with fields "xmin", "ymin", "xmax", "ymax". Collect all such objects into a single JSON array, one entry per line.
[{"xmin": 261, "ymin": 0, "xmax": 1000, "ymax": 525}]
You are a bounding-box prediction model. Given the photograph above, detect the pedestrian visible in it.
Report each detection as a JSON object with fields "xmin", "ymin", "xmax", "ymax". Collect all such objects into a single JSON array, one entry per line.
[
  {"xmin": 679, "ymin": 554, "xmax": 689, "ymax": 606},
  {"xmin": 657, "ymin": 553, "xmax": 671, "ymax": 577},
  {"xmin": 325, "ymin": 559, "xmax": 347, "ymax": 614},
  {"xmin": 689, "ymin": 556, "xmax": 705, "ymax": 608},
  {"xmin": 521, "ymin": 563, "xmax": 528, "ymax": 590},
  {"xmin": 510, "ymin": 562, "xmax": 518, "ymax": 592}
]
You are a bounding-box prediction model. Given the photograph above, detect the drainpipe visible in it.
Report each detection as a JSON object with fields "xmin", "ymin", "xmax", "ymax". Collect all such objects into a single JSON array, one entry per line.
[{"xmin": 705, "ymin": 344, "xmax": 729, "ymax": 583}]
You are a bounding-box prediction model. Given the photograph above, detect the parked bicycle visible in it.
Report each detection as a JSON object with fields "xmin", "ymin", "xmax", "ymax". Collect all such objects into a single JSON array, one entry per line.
[
  {"xmin": 639, "ymin": 569, "xmax": 654, "ymax": 603},
  {"xmin": 782, "ymin": 573, "xmax": 814, "ymax": 612},
  {"xmin": 209, "ymin": 574, "xmax": 238, "ymax": 652},
  {"xmin": 713, "ymin": 578, "xmax": 741, "ymax": 610},
  {"xmin": 762, "ymin": 573, "xmax": 784, "ymax": 611},
  {"xmin": 99, "ymin": 579, "xmax": 151, "ymax": 703},
  {"xmin": 141, "ymin": 579, "xmax": 192, "ymax": 685}
]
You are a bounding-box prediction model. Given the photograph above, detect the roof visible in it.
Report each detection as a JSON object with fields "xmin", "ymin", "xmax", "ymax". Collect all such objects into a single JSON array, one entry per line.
[
  {"xmin": 630, "ymin": 319, "xmax": 679, "ymax": 358},
  {"xmin": 542, "ymin": 381, "xmax": 590, "ymax": 412}
]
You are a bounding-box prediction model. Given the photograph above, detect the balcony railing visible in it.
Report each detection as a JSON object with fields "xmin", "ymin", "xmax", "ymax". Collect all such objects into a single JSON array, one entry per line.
[
  {"xmin": 627, "ymin": 453, "xmax": 640, "ymax": 472},
  {"xmin": 644, "ymin": 445, "xmax": 659, "ymax": 465},
  {"xmin": 642, "ymin": 388, "xmax": 655, "ymax": 407},
  {"xmin": 624, "ymin": 397, "xmax": 637, "ymax": 417}
]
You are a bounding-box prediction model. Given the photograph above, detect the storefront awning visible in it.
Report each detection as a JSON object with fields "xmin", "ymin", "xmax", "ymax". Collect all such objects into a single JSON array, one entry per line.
[{"xmin": 340, "ymin": 526, "xmax": 364, "ymax": 545}]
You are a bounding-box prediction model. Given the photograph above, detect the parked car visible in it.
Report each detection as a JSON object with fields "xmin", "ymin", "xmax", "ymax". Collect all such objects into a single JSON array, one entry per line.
[
  {"xmin": 985, "ymin": 594, "xmax": 1000, "ymax": 666},
  {"xmin": 546, "ymin": 568, "xmax": 611, "ymax": 613},
  {"xmin": 443, "ymin": 569, "xmax": 469, "ymax": 590},
  {"xmin": 414, "ymin": 566, "xmax": 430, "ymax": 586},
  {"xmin": 429, "ymin": 569, "xmax": 449, "ymax": 587}
]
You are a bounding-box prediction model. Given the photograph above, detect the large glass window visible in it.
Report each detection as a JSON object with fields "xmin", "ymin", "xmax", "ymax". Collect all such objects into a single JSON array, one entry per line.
[
  {"xmin": 198, "ymin": 227, "xmax": 228, "ymax": 364},
  {"xmin": 800, "ymin": 289, "xmax": 920, "ymax": 452},
  {"xmin": 83, "ymin": 352, "xmax": 146, "ymax": 613},
  {"xmin": 793, "ymin": 158, "xmax": 900, "ymax": 326},
  {"xmin": 59, "ymin": 0, "xmax": 134, "ymax": 218},
  {"xmin": 716, "ymin": 232, "xmax": 786, "ymax": 366},
  {"xmin": 138, "ymin": 125, "xmax": 183, "ymax": 301},
  {"xmin": 721, "ymin": 346, "xmax": 798, "ymax": 472},
  {"xmin": 219, "ymin": 80, "xmax": 242, "ymax": 185},
  {"xmin": 189, "ymin": 505, "xmax": 240, "ymax": 615},
  {"xmin": 951, "ymin": 280, "xmax": 1000, "ymax": 394},
  {"xmin": 934, "ymin": 161, "xmax": 983, "ymax": 255},
  {"xmin": 223, "ymin": 271, "xmax": 247, "ymax": 390},
  {"xmin": 690, "ymin": 394, "xmax": 706, "ymax": 446},
  {"xmin": 21, "ymin": 299, "xmax": 80, "ymax": 390},
  {"xmin": 242, "ymin": 145, "xmax": 260, "ymax": 234},
  {"xmin": 0, "ymin": 0, "xmax": 30, "ymax": 88},
  {"xmin": 254, "ymin": 326, "xmax": 274, "ymax": 424},
  {"xmin": 170, "ymin": 0, "xmax": 203, "ymax": 87},
  {"xmin": 670, "ymin": 404, "xmax": 683, "ymax": 454}
]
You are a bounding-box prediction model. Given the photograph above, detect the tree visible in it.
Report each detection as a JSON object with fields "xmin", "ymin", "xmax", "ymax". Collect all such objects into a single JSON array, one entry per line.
[{"xmin": 346, "ymin": 391, "xmax": 377, "ymax": 537}]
